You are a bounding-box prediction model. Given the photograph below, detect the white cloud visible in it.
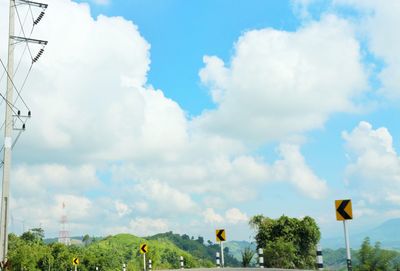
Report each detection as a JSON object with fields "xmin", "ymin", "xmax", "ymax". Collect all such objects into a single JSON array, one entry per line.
[
  {"xmin": 107, "ymin": 217, "xmax": 169, "ymax": 237},
  {"xmin": 115, "ymin": 201, "xmax": 131, "ymax": 217},
  {"xmin": 196, "ymin": 15, "xmax": 367, "ymax": 143},
  {"xmin": 134, "ymin": 180, "xmax": 198, "ymax": 214},
  {"xmin": 272, "ymin": 144, "xmax": 329, "ymax": 199},
  {"xmin": 343, "ymin": 121, "xmax": 400, "ymax": 206},
  {"xmin": 12, "ymin": 163, "xmax": 100, "ymax": 197},
  {"xmin": 0, "ymin": 0, "xmax": 333, "ymax": 238},
  {"xmin": 334, "ymin": 0, "xmax": 400, "ymax": 98},
  {"xmin": 202, "ymin": 208, "xmax": 249, "ymax": 227},
  {"xmin": 225, "ymin": 208, "xmax": 248, "ymax": 224},
  {"xmin": 4, "ymin": 0, "xmax": 188, "ymax": 165},
  {"xmin": 203, "ymin": 208, "xmax": 224, "ymax": 224},
  {"xmin": 203, "ymin": 207, "xmax": 248, "ymax": 225},
  {"xmin": 291, "ymin": 0, "xmax": 322, "ymax": 19}
]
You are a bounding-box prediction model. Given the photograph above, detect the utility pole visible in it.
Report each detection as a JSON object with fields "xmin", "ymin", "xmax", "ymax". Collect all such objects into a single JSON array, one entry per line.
[
  {"xmin": 0, "ymin": 0, "xmax": 15, "ymax": 266},
  {"xmin": 0, "ymin": 1, "xmax": 47, "ymax": 267}
]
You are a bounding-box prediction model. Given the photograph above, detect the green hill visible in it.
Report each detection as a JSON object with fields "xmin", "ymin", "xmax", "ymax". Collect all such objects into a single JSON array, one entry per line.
[
  {"xmin": 147, "ymin": 231, "xmax": 241, "ymax": 267},
  {"xmin": 8, "ymin": 232, "xmax": 214, "ymax": 271},
  {"xmin": 85, "ymin": 233, "xmax": 214, "ymax": 270}
]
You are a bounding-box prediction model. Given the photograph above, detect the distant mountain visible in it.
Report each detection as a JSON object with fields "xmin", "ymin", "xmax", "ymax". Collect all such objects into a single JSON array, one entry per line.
[
  {"xmin": 322, "ymin": 218, "xmax": 400, "ymax": 250},
  {"xmin": 224, "ymin": 240, "xmax": 256, "ymax": 261}
]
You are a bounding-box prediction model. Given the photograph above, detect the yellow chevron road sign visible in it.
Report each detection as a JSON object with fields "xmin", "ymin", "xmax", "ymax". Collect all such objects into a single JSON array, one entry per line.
[
  {"xmin": 140, "ymin": 243, "xmax": 148, "ymax": 254},
  {"xmin": 335, "ymin": 199, "xmax": 353, "ymax": 220},
  {"xmin": 216, "ymin": 229, "xmax": 226, "ymax": 242}
]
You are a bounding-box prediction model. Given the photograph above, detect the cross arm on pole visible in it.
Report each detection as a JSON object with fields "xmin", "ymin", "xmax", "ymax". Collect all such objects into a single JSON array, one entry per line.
[
  {"xmin": 10, "ymin": 36, "xmax": 48, "ymax": 45},
  {"xmin": 16, "ymin": 0, "xmax": 48, "ymax": 8}
]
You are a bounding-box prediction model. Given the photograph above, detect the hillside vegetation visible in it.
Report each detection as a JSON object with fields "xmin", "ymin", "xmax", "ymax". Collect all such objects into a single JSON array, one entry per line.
[
  {"xmin": 148, "ymin": 231, "xmax": 240, "ymax": 266},
  {"xmin": 7, "ymin": 229, "xmax": 243, "ymax": 271}
]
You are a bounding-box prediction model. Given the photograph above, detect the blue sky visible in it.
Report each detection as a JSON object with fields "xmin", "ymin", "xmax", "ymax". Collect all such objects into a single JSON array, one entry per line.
[
  {"xmin": 84, "ymin": 0, "xmax": 301, "ymax": 115},
  {"xmin": 1, "ymin": 0, "xmax": 400, "ymax": 247}
]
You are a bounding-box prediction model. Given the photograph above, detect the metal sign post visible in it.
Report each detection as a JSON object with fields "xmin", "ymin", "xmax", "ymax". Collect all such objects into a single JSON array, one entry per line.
[
  {"xmin": 335, "ymin": 199, "xmax": 353, "ymax": 271},
  {"xmin": 216, "ymin": 229, "xmax": 226, "ymax": 268},
  {"xmin": 343, "ymin": 221, "xmax": 352, "ymax": 271},
  {"xmin": 220, "ymin": 241, "xmax": 225, "ymax": 268},
  {"xmin": 140, "ymin": 244, "xmax": 148, "ymax": 271}
]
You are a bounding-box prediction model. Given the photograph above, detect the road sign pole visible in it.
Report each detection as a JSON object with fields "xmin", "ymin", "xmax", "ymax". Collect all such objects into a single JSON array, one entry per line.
[
  {"xmin": 74, "ymin": 265, "xmax": 77, "ymax": 271},
  {"xmin": 220, "ymin": 241, "xmax": 225, "ymax": 268},
  {"xmin": 343, "ymin": 221, "xmax": 352, "ymax": 271},
  {"xmin": 143, "ymin": 253, "xmax": 146, "ymax": 271}
]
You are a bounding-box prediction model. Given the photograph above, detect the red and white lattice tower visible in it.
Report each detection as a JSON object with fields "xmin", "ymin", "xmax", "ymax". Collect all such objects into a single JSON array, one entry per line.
[{"xmin": 58, "ymin": 202, "xmax": 71, "ymax": 245}]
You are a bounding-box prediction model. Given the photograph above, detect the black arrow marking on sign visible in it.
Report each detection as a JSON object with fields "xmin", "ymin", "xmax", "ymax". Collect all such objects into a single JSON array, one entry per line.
[
  {"xmin": 141, "ymin": 244, "xmax": 147, "ymax": 253},
  {"xmin": 217, "ymin": 230, "xmax": 225, "ymax": 241},
  {"xmin": 337, "ymin": 200, "xmax": 352, "ymax": 219},
  {"xmin": 73, "ymin": 258, "xmax": 79, "ymax": 265}
]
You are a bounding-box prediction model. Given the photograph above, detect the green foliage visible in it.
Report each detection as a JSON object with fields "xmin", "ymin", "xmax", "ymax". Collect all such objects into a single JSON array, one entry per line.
[
  {"xmin": 323, "ymin": 238, "xmax": 400, "ymax": 270},
  {"xmin": 7, "ymin": 230, "xmax": 218, "ymax": 270},
  {"xmin": 148, "ymin": 231, "xmax": 240, "ymax": 267},
  {"xmin": 240, "ymin": 247, "xmax": 254, "ymax": 267},
  {"xmin": 20, "ymin": 228, "xmax": 44, "ymax": 244},
  {"xmin": 355, "ymin": 237, "xmax": 398, "ymax": 271},
  {"xmin": 249, "ymin": 214, "xmax": 320, "ymax": 269},
  {"xmin": 264, "ymin": 237, "xmax": 296, "ymax": 269}
]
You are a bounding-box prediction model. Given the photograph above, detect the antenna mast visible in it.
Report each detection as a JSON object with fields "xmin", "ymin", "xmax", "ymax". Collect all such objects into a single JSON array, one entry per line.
[{"xmin": 58, "ymin": 202, "xmax": 71, "ymax": 246}]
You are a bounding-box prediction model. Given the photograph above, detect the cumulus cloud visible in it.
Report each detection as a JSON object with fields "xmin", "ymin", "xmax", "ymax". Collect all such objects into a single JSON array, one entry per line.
[
  {"xmin": 0, "ymin": 0, "xmax": 334, "ymax": 237},
  {"xmin": 225, "ymin": 208, "xmax": 248, "ymax": 224},
  {"xmin": 343, "ymin": 121, "xmax": 400, "ymax": 205},
  {"xmin": 203, "ymin": 208, "xmax": 224, "ymax": 224},
  {"xmin": 273, "ymin": 144, "xmax": 329, "ymax": 199},
  {"xmin": 334, "ymin": 0, "xmax": 400, "ymax": 98},
  {"xmin": 12, "ymin": 163, "xmax": 100, "ymax": 197},
  {"xmin": 196, "ymin": 15, "xmax": 367, "ymax": 143},
  {"xmin": 203, "ymin": 207, "xmax": 248, "ymax": 225},
  {"xmin": 111, "ymin": 143, "xmax": 328, "ymax": 202},
  {"xmin": 115, "ymin": 201, "xmax": 131, "ymax": 217},
  {"xmin": 107, "ymin": 217, "xmax": 169, "ymax": 236},
  {"xmin": 134, "ymin": 180, "xmax": 198, "ymax": 214}
]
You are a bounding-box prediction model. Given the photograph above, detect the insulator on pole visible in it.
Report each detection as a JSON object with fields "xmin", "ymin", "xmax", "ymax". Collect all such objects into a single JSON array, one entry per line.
[
  {"xmin": 28, "ymin": 111, "xmax": 31, "ymax": 117},
  {"xmin": 32, "ymin": 48, "xmax": 45, "ymax": 63},
  {"xmin": 17, "ymin": 110, "xmax": 20, "ymax": 116},
  {"xmin": 34, "ymin": 11, "xmax": 45, "ymax": 25},
  {"xmin": 22, "ymin": 124, "xmax": 25, "ymax": 130}
]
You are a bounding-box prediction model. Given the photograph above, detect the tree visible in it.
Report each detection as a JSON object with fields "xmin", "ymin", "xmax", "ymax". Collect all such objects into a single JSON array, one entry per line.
[
  {"xmin": 241, "ymin": 247, "xmax": 254, "ymax": 267},
  {"xmin": 264, "ymin": 238, "xmax": 296, "ymax": 269},
  {"xmin": 83, "ymin": 234, "xmax": 91, "ymax": 246},
  {"xmin": 20, "ymin": 228, "xmax": 45, "ymax": 244},
  {"xmin": 355, "ymin": 237, "xmax": 397, "ymax": 271},
  {"xmin": 196, "ymin": 236, "xmax": 204, "ymax": 244},
  {"xmin": 249, "ymin": 215, "xmax": 320, "ymax": 269}
]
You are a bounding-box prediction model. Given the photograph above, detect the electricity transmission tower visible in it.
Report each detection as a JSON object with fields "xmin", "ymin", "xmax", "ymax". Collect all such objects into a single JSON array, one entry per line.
[{"xmin": 0, "ymin": 0, "xmax": 48, "ymax": 268}]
